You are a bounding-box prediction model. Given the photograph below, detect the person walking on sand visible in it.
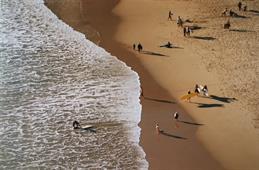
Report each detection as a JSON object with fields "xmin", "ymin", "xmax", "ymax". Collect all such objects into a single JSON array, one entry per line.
[
  {"xmin": 238, "ymin": 1, "xmax": 242, "ymax": 11},
  {"xmin": 195, "ymin": 84, "xmax": 200, "ymax": 94},
  {"xmin": 155, "ymin": 123, "xmax": 162, "ymax": 135},
  {"xmin": 173, "ymin": 112, "xmax": 179, "ymax": 121},
  {"xmin": 186, "ymin": 26, "xmax": 192, "ymax": 37},
  {"xmin": 183, "ymin": 27, "xmax": 187, "ymax": 37},
  {"xmin": 173, "ymin": 112, "xmax": 180, "ymax": 128},
  {"xmin": 202, "ymin": 85, "xmax": 208, "ymax": 96},
  {"xmin": 168, "ymin": 10, "xmax": 173, "ymax": 21},
  {"xmin": 177, "ymin": 16, "xmax": 183, "ymax": 27},
  {"xmin": 137, "ymin": 43, "xmax": 143, "ymax": 52},
  {"xmin": 187, "ymin": 90, "xmax": 191, "ymax": 102},
  {"xmin": 133, "ymin": 43, "xmax": 136, "ymax": 50}
]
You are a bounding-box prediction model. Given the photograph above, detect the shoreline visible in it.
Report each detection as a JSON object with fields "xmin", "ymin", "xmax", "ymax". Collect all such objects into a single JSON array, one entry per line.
[
  {"xmin": 45, "ymin": 0, "xmax": 223, "ymax": 169},
  {"xmin": 45, "ymin": 0, "xmax": 259, "ymax": 169}
]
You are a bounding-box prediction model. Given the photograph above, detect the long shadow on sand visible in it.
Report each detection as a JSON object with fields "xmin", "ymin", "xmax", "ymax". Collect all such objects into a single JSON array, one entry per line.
[
  {"xmin": 229, "ymin": 29, "xmax": 255, "ymax": 32},
  {"xmin": 231, "ymin": 14, "xmax": 249, "ymax": 19},
  {"xmin": 161, "ymin": 131, "xmax": 187, "ymax": 140},
  {"xmin": 143, "ymin": 96, "xmax": 176, "ymax": 104},
  {"xmin": 192, "ymin": 102, "xmax": 224, "ymax": 108},
  {"xmin": 178, "ymin": 120, "xmax": 204, "ymax": 126},
  {"xmin": 249, "ymin": 10, "xmax": 259, "ymax": 16},
  {"xmin": 249, "ymin": 10, "xmax": 259, "ymax": 13},
  {"xmin": 142, "ymin": 50, "xmax": 168, "ymax": 57},
  {"xmin": 209, "ymin": 95, "xmax": 237, "ymax": 103},
  {"xmin": 188, "ymin": 25, "xmax": 205, "ymax": 30},
  {"xmin": 159, "ymin": 45, "xmax": 183, "ymax": 49},
  {"xmin": 191, "ymin": 36, "xmax": 216, "ymax": 41}
]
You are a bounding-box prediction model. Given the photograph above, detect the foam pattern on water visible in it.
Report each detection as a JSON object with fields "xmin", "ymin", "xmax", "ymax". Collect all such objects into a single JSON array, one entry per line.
[{"xmin": 0, "ymin": 0, "xmax": 148, "ymax": 169}]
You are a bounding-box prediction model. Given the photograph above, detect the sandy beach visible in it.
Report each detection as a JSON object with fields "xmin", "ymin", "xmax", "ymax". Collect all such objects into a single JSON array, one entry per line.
[{"xmin": 45, "ymin": 0, "xmax": 259, "ymax": 169}]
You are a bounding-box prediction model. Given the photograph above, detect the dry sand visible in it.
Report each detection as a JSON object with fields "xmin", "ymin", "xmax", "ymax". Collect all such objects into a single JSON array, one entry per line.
[{"xmin": 45, "ymin": 0, "xmax": 259, "ymax": 169}]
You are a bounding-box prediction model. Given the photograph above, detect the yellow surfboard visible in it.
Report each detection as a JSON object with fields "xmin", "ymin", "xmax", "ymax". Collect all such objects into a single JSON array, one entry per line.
[{"xmin": 180, "ymin": 92, "xmax": 197, "ymax": 100}]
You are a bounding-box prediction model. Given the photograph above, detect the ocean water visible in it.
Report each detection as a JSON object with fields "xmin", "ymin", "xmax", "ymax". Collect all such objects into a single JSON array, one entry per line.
[{"xmin": 0, "ymin": 0, "xmax": 148, "ymax": 169}]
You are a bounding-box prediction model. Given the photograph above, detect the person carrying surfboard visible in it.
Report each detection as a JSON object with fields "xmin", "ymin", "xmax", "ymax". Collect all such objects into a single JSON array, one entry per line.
[{"xmin": 202, "ymin": 85, "xmax": 209, "ymax": 96}]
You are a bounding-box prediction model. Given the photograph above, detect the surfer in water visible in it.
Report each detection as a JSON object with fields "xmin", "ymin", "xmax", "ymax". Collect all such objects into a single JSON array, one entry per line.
[{"xmin": 73, "ymin": 120, "xmax": 81, "ymax": 129}]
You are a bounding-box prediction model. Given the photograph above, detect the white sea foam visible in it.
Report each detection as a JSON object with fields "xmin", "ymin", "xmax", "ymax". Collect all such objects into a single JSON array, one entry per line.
[{"xmin": 0, "ymin": 0, "xmax": 148, "ymax": 169}]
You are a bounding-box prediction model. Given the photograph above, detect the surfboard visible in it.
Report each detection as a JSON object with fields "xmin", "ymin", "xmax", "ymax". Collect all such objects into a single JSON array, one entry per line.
[
  {"xmin": 81, "ymin": 125, "xmax": 94, "ymax": 130},
  {"xmin": 180, "ymin": 92, "xmax": 197, "ymax": 100}
]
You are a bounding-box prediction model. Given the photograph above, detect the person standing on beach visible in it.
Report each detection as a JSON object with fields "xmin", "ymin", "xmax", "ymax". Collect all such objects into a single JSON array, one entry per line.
[
  {"xmin": 238, "ymin": 1, "xmax": 242, "ymax": 11},
  {"xmin": 133, "ymin": 43, "xmax": 136, "ymax": 50},
  {"xmin": 168, "ymin": 11, "xmax": 173, "ymax": 21},
  {"xmin": 195, "ymin": 85, "xmax": 200, "ymax": 94},
  {"xmin": 187, "ymin": 90, "xmax": 191, "ymax": 102},
  {"xmin": 140, "ymin": 86, "xmax": 144, "ymax": 97},
  {"xmin": 137, "ymin": 43, "xmax": 143, "ymax": 52},
  {"xmin": 174, "ymin": 112, "xmax": 179, "ymax": 121},
  {"xmin": 202, "ymin": 85, "xmax": 208, "ymax": 96},
  {"xmin": 183, "ymin": 27, "xmax": 187, "ymax": 37},
  {"xmin": 177, "ymin": 16, "xmax": 183, "ymax": 27},
  {"xmin": 243, "ymin": 5, "xmax": 247, "ymax": 11},
  {"xmin": 155, "ymin": 123, "xmax": 161, "ymax": 135},
  {"xmin": 173, "ymin": 112, "xmax": 180, "ymax": 128}
]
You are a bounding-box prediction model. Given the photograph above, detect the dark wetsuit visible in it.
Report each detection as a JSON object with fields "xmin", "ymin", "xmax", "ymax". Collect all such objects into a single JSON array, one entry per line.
[{"xmin": 73, "ymin": 121, "xmax": 80, "ymax": 129}]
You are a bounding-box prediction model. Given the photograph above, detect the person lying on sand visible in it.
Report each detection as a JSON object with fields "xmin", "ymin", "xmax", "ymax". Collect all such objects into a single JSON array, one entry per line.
[
  {"xmin": 173, "ymin": 112, "xmax": 180, "ymax": 128},
  {"xmin": 187, "ymin": 90, "xmax": 191, "ymax": 102},
  {"xmin": 224, "ymin": 20, "xmax": 231, "ymax": 29},
  {"xmin": 160, "ymin": 41, "xmax": 173, "ymax": 48},
  {"xmin": 229, "ymin": 10, "xmax": 238, "ymax": 17}
]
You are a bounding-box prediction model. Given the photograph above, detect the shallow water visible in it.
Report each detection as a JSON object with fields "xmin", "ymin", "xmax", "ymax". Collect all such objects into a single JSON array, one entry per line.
[{"xmin": 0, "ymin": 0, "xmax": 148, "ymax": 169}]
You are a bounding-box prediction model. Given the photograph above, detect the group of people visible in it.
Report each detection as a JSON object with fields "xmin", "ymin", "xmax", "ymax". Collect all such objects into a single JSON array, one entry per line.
[
  {"xmin": 222, "ymin": 2, "xmax": 248, "ymax": 29},
  {"xmin": 194, "ymin": 84, "xmax": 208, "ymax": 96},
  {"xmin": 222, "ymin": 2, "xmax": 248, "ymax": 17},
  {"xmin": 133, "ymin": 43, "xmax": 143, "ymax": 52},
  {"xmin": 173, "ymin": 13, "xmax": 193, "ymax": 37},
  {"xmin": 184, "ymin": 84, "xmax": 209, "ymax": 102}
]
